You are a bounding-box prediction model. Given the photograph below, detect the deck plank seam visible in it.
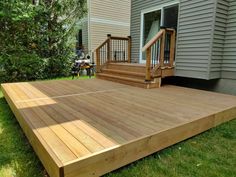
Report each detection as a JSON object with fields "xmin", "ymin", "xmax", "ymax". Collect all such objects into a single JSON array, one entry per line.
[{"xmin": 15, "ymin": 87, "xmax": 127, "ymax": 103}]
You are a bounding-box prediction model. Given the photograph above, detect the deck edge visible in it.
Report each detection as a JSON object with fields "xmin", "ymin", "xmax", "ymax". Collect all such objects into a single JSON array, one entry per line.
[
  {"xmin": 1, "ymin": 84, "xmax": 63, "ymax": 177},
  {"xmin": 63, "ymin": 108, "xmax": 236, "ymax": 177}
]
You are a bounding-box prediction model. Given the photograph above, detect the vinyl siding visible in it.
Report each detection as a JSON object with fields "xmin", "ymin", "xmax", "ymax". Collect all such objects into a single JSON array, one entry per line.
[
  {"xmin": 222, "ymin": 0, "xmax": 236, "ymax": 79},
  {"xmin": 90, "ymin": 22, "xmax": 130, "ymax": 52},
  {"xmin": 209, "ymin": 0, "xmax": 229, "ymax": 79},
  {"xmin": 175, "ymin": 0, "xmax": 215, "ymax": 79},
  {"xmin": 89, "ymin": 0, "xmax": 130, "ymax": 54},
  {"xmin": 130, "ymin": 0, "xmax": 175, "ymax": 62},
  {"xmin": 131, "ymin": 0, "xmax": 216, "ymax": 79},
  {"xmin": 90, "ymin": 0, "xmax": 130, "ymax": 24}
]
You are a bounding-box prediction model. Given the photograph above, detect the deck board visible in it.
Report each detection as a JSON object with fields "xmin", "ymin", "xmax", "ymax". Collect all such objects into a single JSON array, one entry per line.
[{"xmin": 1, "ymin": 79, "xmax": 236, "ymax": 177}]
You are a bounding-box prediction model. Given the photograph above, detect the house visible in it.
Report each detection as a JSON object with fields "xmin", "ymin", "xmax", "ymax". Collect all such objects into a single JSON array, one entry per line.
[
  {"xmin": 77, "ymin": 0, "xmax": 131, "ymax": 58},
  {"xmin": 96, "ymin": 0, "xmax": 236, "ymax": 94},
  {"xmin": 2, "ymin": 1, "xmax": 236, "ymax": 177}
]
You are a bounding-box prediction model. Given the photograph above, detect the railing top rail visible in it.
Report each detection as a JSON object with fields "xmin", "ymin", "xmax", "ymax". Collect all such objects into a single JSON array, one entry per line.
[
  {"xmin": 165, "ymin": 28, "xmax": 175, "ymax": 32},
  {"xmin": 96, "ymin": 38, "xmax": 109, "ymax": 50},
  {"xmin": 142, "ymin": 29, "xmax": 165, "ymax": 52}
]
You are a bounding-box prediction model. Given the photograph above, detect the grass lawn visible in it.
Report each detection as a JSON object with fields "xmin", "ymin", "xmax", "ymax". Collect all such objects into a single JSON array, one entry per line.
[{"xmin": 0, "ymin": 77, "xmax": 235, "ymax": 177}]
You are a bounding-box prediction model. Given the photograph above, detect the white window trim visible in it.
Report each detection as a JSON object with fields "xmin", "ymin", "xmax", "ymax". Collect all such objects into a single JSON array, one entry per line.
[{"xmin": 139, "ymin": 0, "xmax": 179, "ymax": 63}]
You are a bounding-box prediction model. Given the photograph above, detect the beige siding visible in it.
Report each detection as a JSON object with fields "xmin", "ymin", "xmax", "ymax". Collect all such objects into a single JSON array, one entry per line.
[
  {"xmin": 90, "ymin": 23, "xmax": 130, "ymax": 53},
  {"xmin": 89, "ymin": 0, "xmax": 131, "ymax": 54},
  {"xmin": 90, "ymin": 0, "xmax": 130, "ymax": 24}
]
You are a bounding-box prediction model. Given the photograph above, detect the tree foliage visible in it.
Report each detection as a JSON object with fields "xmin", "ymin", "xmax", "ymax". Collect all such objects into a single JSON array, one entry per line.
[{"xmin": 0, "ymin": 0, "xmax": 86, "ymax": 82}]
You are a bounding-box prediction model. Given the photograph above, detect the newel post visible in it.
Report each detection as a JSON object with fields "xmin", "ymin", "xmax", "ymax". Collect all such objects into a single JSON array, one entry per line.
[
  {"xmin": 107, "ymin": 34, "xmax": 111, "ymax": 62},
  {"xmin": 127, "ymin": 36, "xmax": 131, "ymax": 63},
  {"xmin": 96, "ymin": 49, "xmax": 101, "ymax": 72},
  {"xmin": 145, "ymin": 47, "xmax": 151, "ymax": 81},
  {"xmin": 169, "ymin": 30, "xmax": 176, "ymax": 67},
  {"xmin": 160, "ymin": 29, "xmax": 166, "ymax": 67}
]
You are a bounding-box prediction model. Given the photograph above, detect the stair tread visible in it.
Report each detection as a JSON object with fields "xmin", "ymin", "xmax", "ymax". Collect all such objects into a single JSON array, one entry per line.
[
  {"xmin": 108, "ymin": 63, "xmax": 146, "ymax": 67},
  {"xmin": 97, "ymin": 73, "xmax": 146, "ymax": 84},
  {"xmin": 102, "ymin": 68, "xmax": 146, "ymax": 76}
]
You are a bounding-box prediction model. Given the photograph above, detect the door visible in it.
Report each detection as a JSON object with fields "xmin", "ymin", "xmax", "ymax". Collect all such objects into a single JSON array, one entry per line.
[
  {"xmin": 140, "ymin": 3, "xmax": 179, "ymax": 63},
  {"xmin": 141, "ymin": 10, "xmax": 161, "ymax": 63}
]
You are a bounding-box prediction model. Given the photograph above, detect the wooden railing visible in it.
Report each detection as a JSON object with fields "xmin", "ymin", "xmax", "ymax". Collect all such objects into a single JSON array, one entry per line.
[
  {"xmin": 142, "ymin": 28, "xmax": 176, "ymax": 81},
  {"xmin": 96, "ymin": 34, "xmax": 131, "ymax": 72}
]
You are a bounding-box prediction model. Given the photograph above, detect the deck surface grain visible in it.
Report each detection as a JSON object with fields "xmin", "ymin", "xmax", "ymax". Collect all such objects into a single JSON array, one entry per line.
[{"xmin": 2, "ymin": 79, "xmax": 236, "ymax": 177}]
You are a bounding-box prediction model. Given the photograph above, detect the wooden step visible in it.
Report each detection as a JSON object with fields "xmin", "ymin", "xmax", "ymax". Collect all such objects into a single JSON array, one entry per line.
[
  {"xmin": 101, "ymin": 68, "xmax": 145, "ymax": 79},
  {"xmin": 107, "ymin": 63, "xmax": 146, "ymax": 73},
  {"xmin": 97, "ymin": 73, "xmax": 160, "ymax": 89}
]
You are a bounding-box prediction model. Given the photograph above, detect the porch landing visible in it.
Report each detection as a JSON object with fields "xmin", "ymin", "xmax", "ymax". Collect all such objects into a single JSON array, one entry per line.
[{"xmin": 1, "ymin": 79, "xmax": 236, "ymax": 177}]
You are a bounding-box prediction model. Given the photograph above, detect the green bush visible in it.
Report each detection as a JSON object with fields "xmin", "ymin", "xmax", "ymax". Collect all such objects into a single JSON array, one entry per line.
[
  {"xmin": 0, "ymin": 53, "xmax": 46, "ymax": 83},
  {"xmin": 44, "ymin": 55, "xmax": 72, "ymax": 79},
  {"xmin": 0, "ymin": 0, "xmax": 87, "ymax": 83}
]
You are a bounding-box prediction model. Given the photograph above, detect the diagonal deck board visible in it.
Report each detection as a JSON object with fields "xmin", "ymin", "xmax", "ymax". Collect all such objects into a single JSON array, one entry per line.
[{"xmin": 1, "ymin": 79, "xmax": 236, "ymax": 177}]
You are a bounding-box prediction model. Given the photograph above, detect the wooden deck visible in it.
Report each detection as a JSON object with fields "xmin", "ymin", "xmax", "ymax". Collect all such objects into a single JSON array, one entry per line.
[{"xmin": 1, "ymin": 79, "xmax": 236, "ymax": 177}]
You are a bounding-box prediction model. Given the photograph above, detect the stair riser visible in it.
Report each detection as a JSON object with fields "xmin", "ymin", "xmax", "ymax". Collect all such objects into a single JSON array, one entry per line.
[
  {"xmin": 97, "ymin": 75, "xmax": 161, "ymax": 89},
  {"xmin": 102, "ymin": 70, "xmax": 145, "ymax": 80},
  {"xmin": 97, "ymin": 75, "xmax": 148, "ymax": 88},
  {"xmin": 107, "ymin": 65, "xmax": 146, "ymax": 73}
]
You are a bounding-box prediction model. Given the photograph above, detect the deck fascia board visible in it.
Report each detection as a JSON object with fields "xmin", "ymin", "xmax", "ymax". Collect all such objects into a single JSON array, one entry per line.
[
  {"xmin": 1, "ymin": 84, "xmax": 63, "ymax": 177},
  {"xmin": 63, "ymin": 110, "xmax": 236, "ymax": 177}
]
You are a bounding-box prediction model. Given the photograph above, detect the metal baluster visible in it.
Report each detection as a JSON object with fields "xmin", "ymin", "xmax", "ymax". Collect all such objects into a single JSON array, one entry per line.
[
  {"xmin": 112, "ymin": 39, "xmax": 114, "ymax": 61},
  {"xmin": 123, "ymin": 40, "xmax": 125, "ymax": 62},
  {"xmin": 118, "ymin": 40, "xmax": 120, "ymax": 61}
]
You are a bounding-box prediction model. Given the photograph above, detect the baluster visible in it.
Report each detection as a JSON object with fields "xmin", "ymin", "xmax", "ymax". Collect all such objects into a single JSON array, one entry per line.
[
  {"xmin": 160, "ymin": 30, "xmax": 166, "ymax": 67},
  {"xmin": 145, "ymin": 47, "xmax": 151, "ymax": 81},
  {"xmin": 118, "ymin": 40, "xmax": 120, "ymax": 61},
  {"xmin": 107, "ymin": 34, "xmax": 111, "ymax": 63},
  {"xmin": 96, "ymin": 48, "xmax": 100, "ymax": 72},
  {"xmin": 114, "ymin": 40, "xmax": 117, "ymax": 61},
  {"xmin": 127, "ymin": 36, "xmax": 131, "ymax": 63},
  {"xmin": 123, "ymin": 40, "xmax": 125, "ymax": 62},
  {"xmin": 169, "ymin": 30, "xmax": 176, "ymax": 67},
  {"xmin": 112, "ymin": 39, "xmax": 114, "ymax": 61}
]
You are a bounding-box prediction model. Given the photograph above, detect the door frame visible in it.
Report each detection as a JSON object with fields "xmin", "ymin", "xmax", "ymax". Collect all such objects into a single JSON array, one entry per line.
[{"xmin": 139, "ymin": 1, "xmax": 179, "ymax": 63}]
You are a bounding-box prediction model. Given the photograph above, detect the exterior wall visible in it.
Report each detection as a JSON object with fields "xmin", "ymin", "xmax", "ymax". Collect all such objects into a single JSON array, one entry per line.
[
  {"xmin": 209, "ymin": 0, "xmax": 229, "ymax": 79},
  {"xmin": 130, "ymin": 0, "xmax": 174, "ymax": 63},
  {"xmin": 130, "ymin": 0, "xmax": 236, "ymax": 94},
  {"xmin": 175, "ymin": 0, "xmax": 215, "ymax": 79},
  {"xmin": 130, "ymin": 0, "xmax": 217, "ymax": 79},
  {"xmin": 89, "ymin": 0, "xmax": 130, "ymax": 55},
  {"xmin": 222, "ymin": 0, "xmax": 236, "ymax": 79},
  {"xmin": 81, "ymin": 20, "xmax": 89, "ymax": 54}
]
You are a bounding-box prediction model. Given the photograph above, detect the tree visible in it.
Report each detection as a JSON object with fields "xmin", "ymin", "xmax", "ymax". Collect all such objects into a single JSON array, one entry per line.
[{"xmin": 0, "ymin": 0, "xmax": 87, "ymax": 82}]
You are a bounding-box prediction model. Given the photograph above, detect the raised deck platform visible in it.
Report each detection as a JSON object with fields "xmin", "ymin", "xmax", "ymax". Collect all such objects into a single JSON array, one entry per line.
[
  {"xmin": 96, "ymin": 63, "xmax": 174, "ymax": 89},
  {"xmin": 2, "ymin": 79, "xmax": 236, "ymax": 177}
]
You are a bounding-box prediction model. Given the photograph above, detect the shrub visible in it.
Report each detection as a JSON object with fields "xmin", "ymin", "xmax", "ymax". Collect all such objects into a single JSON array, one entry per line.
[
  {"xmin": 44, "ymin": 55, "xmax": 72, "ymax": 79},
  {"xmin": 0, "ymin": 52, "xmax": 46, "ymax": 83}
]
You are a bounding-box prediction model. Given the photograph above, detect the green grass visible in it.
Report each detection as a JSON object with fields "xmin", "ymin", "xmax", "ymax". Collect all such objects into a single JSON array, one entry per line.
[
  {"xmin": 105, "ymin": 120, "xmax": 236, "ymax": 177},
  {"xmin": 0, "ymin": 77, "xmax": 235, "ymax": 177}
]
